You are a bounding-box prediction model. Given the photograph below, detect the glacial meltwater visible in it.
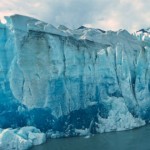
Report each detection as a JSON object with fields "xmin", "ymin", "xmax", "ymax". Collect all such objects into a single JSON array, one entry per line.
[{"xmin": 31, "ymin": 125, "xmax": 150, "ymax": 150}]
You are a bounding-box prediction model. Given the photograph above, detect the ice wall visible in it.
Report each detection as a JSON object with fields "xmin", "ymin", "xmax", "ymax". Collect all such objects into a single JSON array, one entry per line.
[{"xmin": 0, "ymin": 14, "xmax": 150, "ymax": 134}]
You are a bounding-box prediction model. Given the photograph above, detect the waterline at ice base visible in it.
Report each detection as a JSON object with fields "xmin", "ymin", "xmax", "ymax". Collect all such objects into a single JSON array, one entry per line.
[{"xmin": 0, "ymin": 14, "xmax": 150, "ymax": 149}]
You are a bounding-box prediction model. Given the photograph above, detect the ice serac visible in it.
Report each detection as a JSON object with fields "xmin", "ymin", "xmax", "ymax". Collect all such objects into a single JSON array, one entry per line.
[{"xmin": 0, "ymin": 14, "xmax": 150, "ymax": 137}]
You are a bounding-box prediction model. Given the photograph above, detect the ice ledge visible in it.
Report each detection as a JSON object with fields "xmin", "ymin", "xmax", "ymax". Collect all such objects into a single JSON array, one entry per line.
[{"xmin": 4, "ymin": 14, "xmax": 134, "ymax": 44}]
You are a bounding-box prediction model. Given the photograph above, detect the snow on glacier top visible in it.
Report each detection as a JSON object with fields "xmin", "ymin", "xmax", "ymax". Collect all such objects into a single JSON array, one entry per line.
[{"xmin": 1, "ymin": 14, "xmax": 140, "ymax": 46}]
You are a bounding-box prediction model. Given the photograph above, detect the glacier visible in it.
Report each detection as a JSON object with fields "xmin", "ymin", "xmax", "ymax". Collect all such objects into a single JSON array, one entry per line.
[{"xmin": 0, "ymin": 14, "xmax": 150, "ymax": 149}]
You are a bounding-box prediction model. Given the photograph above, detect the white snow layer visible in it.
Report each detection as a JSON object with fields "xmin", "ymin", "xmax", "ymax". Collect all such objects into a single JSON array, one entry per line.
[{"xmin": 0, "ymin": 127, "xmax": 46, "ymax": 150}]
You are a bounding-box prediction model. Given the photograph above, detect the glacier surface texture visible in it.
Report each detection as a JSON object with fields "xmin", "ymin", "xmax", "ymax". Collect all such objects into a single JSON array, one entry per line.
[{"xmin": 0, "ymin": 14, "xmax": 150, "ymax": 137}]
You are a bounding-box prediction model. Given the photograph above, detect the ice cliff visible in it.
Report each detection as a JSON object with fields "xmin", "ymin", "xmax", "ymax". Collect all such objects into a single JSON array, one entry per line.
[{"xmin": 0, "ymin": 14, "xmax": 150, "ymax": 143}]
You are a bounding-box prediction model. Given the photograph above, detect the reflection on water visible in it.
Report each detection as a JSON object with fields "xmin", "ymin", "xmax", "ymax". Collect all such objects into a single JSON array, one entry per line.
[{"xmin": 31, "ymin": 125, "xmax": 150, "ymax": 150}]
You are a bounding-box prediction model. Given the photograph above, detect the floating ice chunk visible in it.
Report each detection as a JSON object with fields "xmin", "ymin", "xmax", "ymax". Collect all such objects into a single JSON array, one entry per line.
[
  {"xmin": 0, "ymin": 127, "xmax": 46, "ymax": 150},
  {"xmin": 28, "ymin": 132, "xmax": 46, "ymax": 145},
  {"xmin": 75, "ymin": 128, "xmax": 89, "ymax": 136}
]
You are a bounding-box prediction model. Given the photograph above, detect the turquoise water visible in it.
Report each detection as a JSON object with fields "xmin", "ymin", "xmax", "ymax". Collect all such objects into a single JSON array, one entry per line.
[{"xmin": 31, "ymin": 125, "xmax": 150, "ymax": 150}]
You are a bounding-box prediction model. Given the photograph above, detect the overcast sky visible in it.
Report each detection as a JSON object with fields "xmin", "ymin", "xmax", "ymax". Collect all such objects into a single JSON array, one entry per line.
[{"xmin": 0, "ymin": 0, "xmax": 149, "ymax": 32}]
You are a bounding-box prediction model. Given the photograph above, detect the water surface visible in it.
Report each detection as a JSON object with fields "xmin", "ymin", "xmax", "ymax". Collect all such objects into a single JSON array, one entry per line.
[{"xmin": 31, "ymin": 125, "xmax": 150, "ymax": 150}]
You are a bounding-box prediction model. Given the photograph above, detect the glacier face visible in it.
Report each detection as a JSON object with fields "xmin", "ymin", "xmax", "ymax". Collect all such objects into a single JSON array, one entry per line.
[{"xmin": 0, "ymin": 14, "xmax": 149, "ymax": 135}]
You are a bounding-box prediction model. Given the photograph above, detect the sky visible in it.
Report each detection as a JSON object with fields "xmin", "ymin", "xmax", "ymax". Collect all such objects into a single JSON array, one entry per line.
[{"xmin": 0, "ymin": 0, "xmax": 150, "ymax": 32}]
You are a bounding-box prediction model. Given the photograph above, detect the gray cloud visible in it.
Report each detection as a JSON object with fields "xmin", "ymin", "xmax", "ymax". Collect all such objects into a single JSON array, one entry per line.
[{"xmin": 0, "ymin": 0, "xmax": 150, "ymax": 32}]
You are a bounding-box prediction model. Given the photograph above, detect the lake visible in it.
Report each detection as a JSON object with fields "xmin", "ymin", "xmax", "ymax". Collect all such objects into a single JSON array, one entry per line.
[{"xmin": 31, "ymin": 125, "xmax": 150, "ymax": 150}]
